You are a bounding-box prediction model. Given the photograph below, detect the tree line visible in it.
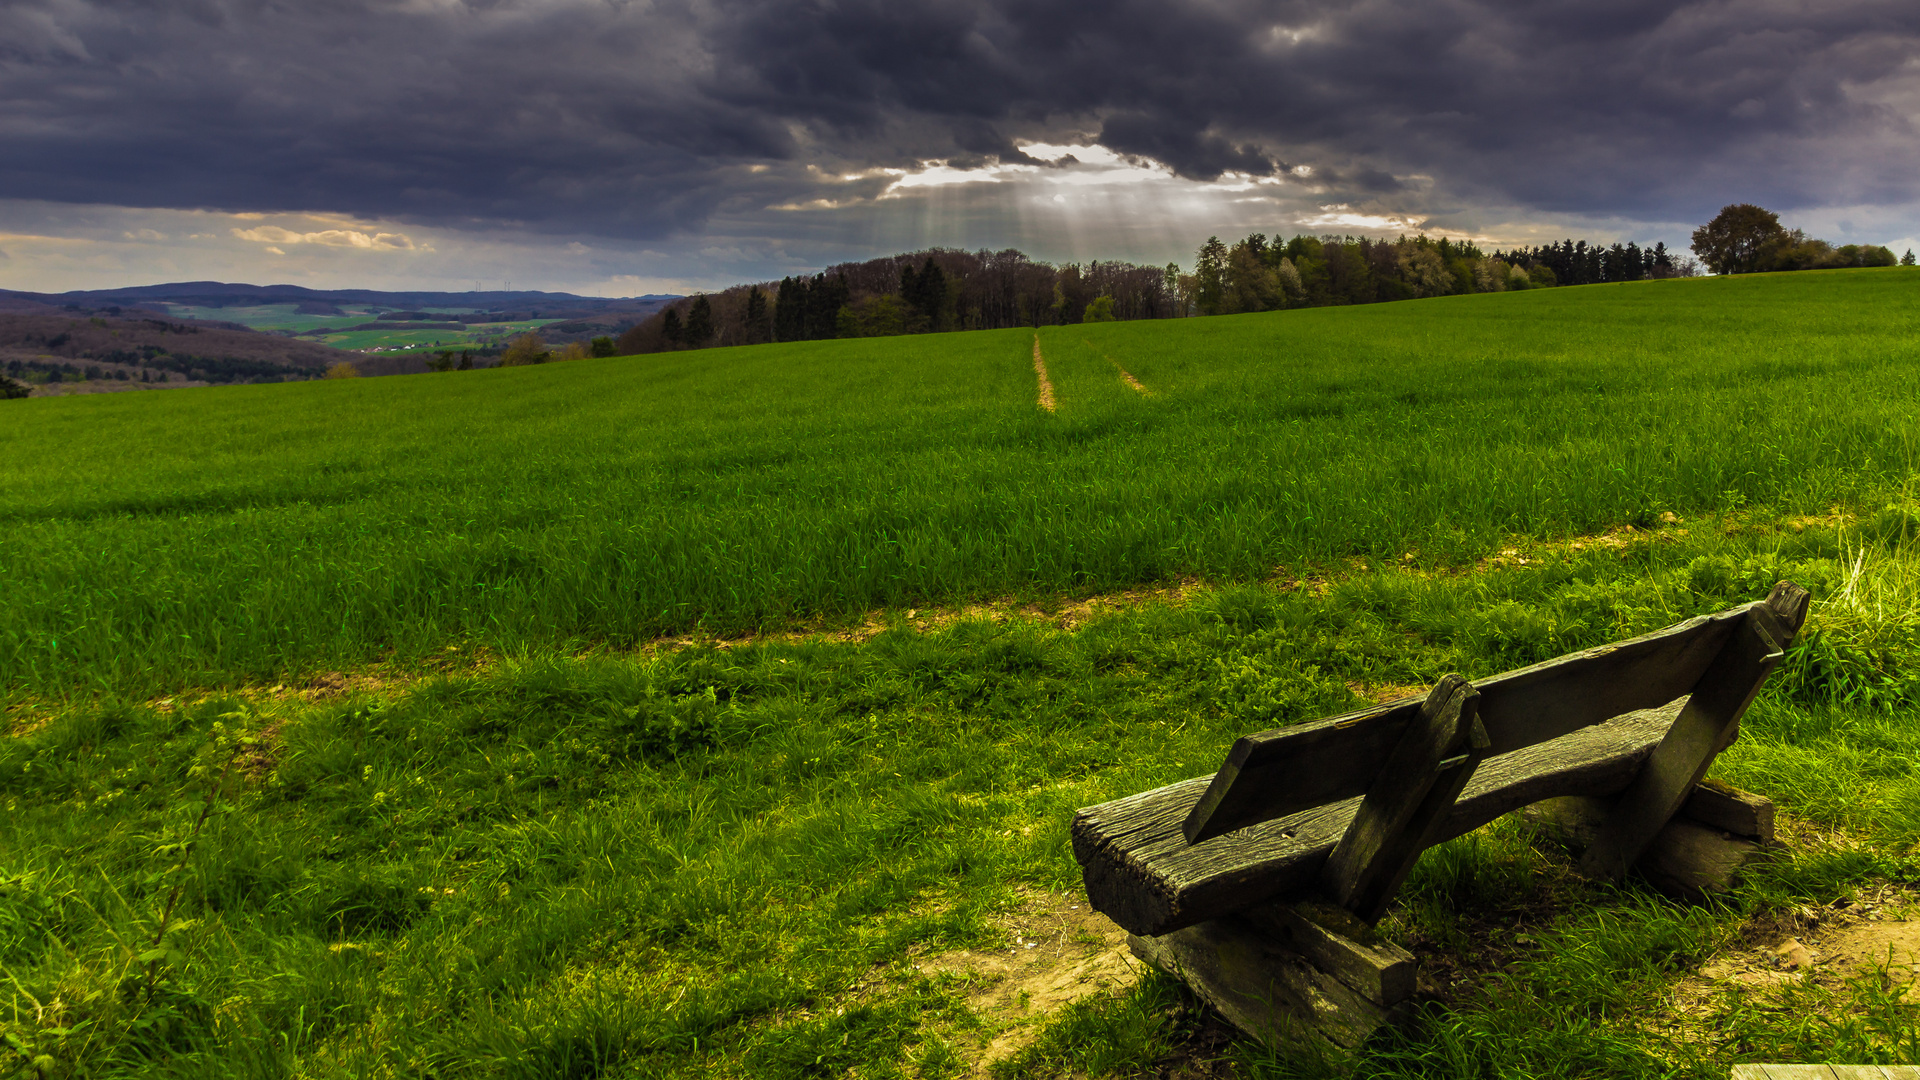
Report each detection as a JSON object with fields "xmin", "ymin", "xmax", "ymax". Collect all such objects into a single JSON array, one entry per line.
[
  {"xmin": 1688, "ymin": 204, "xmax": 1902, "ymax": 275},
  {"xmin": 616, "ymin": 249, "xmax": 1179, "ymax": 353},
  {"xmin": 616, "ymin": 206, "xmax": 1908, "ymax": 354}
]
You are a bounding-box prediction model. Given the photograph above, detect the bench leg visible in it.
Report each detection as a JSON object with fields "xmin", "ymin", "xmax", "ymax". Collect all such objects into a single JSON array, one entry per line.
[
  {"xmin": 1323, "ymin": 675, "xmax": 1490, "ymax": 923},
  {"xmin": 1522, "ymin": 784, "xmax": 1778, "ymax": 898},
  {"xmin": 1577, "ymin": 604, "xmax": 1791, "ymax": 881},
  {"xmin": 1127, "ymin": 904, "xmax": 1416, "ymax": 1048}
]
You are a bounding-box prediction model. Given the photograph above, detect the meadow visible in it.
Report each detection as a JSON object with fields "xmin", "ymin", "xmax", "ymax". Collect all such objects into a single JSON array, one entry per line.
[
  {"xmin": 6, "ymin": 269, "xmax": 1920, "ymax": 1078},
  {"xmin": 6, "ymin": 269, "xmax": 1920, "ymax": 698}
]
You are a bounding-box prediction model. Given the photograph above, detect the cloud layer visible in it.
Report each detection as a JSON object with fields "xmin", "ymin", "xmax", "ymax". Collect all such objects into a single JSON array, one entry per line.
[{"xmin": 2, "ymin": 0, "xmax": 1917, "ymax": 283}]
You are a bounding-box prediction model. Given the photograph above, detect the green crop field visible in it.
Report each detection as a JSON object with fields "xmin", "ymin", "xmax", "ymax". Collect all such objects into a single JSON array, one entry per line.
[
  {"xmin": 310, "ymin": 322, "xmax": 553, "ymax": 352},
  {"xmin": 159, "ymin": 303, "xmax": 561, "ymax": 351},
  {"xmin": 163, "ymin": 304, "xmax": 386, "ymax": 334},
  {"xmin": 7, "ymin": 269, "xmax": 1920, "ymax": 697},
  {"xmin": 6, "ymin": 269, "xmax": 1920, "ymax": 1079}
]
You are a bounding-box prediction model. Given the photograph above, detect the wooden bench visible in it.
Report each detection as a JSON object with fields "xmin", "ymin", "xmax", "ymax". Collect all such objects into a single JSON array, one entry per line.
[
  {"xmin": 1735, "ymin": 1060, "xmax": 1920, "ymax": 1068},
  {"xmin": 1071, "ymin": 582, "xmax": 1809, "ymax": 1045}
]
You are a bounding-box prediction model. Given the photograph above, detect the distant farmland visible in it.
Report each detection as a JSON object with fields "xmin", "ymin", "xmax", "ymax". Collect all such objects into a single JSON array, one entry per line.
[{"xmin": 4, "ymin": 268, "xmax": 1919, "ymax": 696}]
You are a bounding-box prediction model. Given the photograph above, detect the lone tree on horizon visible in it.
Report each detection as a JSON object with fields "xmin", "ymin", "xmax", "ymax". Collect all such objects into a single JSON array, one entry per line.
[{"xmin": 1691, "ymin": 204, "xmax": 1789, "ymax": 275}]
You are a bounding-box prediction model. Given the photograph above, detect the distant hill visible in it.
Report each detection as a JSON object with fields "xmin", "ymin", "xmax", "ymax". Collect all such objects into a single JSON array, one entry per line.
[
  {"xmin": 0, "ymin": 281, "xmax": 677, "ymax": 312},
  {"xmin": 0, "ymin": 313, "xmax": 355, "ymax": 394},
  {"xmin": 0, "ymin": 282, "xmax": 680, "ymax": 348}
]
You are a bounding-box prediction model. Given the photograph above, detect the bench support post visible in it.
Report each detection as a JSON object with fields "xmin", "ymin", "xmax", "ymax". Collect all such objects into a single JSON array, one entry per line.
[
  {"xmin": 1322, "ymin": 674, "xmax": 1490, "ymax": 923},
  {"xmin": 1578, "ymin": 583, "xmax": 1807, "ymax": 881},
  {"xmin": 1127, "ymin": 900, "xmax": 1417, "ymax": 1048}
]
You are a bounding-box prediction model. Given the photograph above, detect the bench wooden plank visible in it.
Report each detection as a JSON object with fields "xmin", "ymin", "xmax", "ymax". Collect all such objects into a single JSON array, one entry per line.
[
  {"xmin": 1127, "ymin": 919, "xmax": 1411, "ymax": 1047},
  {"xmin": 1241, "ymin": 900, "xmax": 1416, "ymax": 1004},
  {"xmin": 1728, "ymin": 1060, "xmax": 1920, "ymax": 1068},
  {"xmin": 1075, "ymin": 699, "xmax": 1686, "ymax": 936},
  {"xmin": 1579, "ymin": 583, "xmax": 1807, "ymax": 879},
  {"xmin": 1322, "ymin": 676, "xmax": 1489, "ymax": 922},
  {"xmin": 1184, "ymin": 604, "xmax": 1757, "ymax": 843},
  {"xmin": 1521, "ymin": 793, "xmax": 1773, "ymax": 896},
  {"xmin": 1686, "ymin": 779, "xmax": 1776, "ymax": 841}
]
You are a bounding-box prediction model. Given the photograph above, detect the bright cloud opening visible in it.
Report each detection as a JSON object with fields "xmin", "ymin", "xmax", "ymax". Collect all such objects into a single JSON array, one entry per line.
[{"xmin": 230, "ymin": 225, "xmax": 418, "ymax": 250}]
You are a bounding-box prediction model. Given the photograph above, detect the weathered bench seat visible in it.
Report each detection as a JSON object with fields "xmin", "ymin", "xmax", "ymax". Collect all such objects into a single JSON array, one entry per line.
[{"xmin": 1075, "ymin": 696, "xmax": 1690, "ymax": 936}]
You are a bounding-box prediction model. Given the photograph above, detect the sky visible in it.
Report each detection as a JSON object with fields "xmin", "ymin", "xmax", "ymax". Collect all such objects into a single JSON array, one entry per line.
[{"xmin": 3, "ymin": 0, "xmax": 1918, "ymax": 296}]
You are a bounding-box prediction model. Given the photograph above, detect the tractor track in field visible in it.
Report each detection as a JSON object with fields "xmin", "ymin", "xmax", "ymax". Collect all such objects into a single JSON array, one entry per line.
[
  {"xmin": 1083, "ymin": 338, "xmax": 1149, "ymax": 394},
  {"xmin": 1032, "ymin": 333, "xmax": 1055, "ymax": 412}
]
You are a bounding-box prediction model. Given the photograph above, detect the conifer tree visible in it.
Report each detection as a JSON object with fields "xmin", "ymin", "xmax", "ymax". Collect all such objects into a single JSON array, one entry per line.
[
  {"xmin": 774, "ymin": 277, "xmax": 806, "ymax": 341},
  {"xmin": 743, "ymin": 286, "xmax": 771, "ymax": 344},
  {"xmin": 806, "ymin": 274, "xmax": 849, "ymax": 339},
  {"xmin": 1194, "ymin": 236, "xmax": 1229, "ymax": 316},
  {"xmin": 685, "ymin": 296, "xmax": 714, "ymax": 344},
  {"xmin": 899, "ymin": 261, "xmax": 919, "ymax": 309},
  {"xmin": 908, "ymin": 257, "xmax": 946, "ymax": 330}
]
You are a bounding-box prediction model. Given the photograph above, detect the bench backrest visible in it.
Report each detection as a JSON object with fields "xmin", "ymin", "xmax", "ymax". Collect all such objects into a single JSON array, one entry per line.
[{"xmin": 1184, "ymin": 584, "xmax": 1806, "ymax": 844}]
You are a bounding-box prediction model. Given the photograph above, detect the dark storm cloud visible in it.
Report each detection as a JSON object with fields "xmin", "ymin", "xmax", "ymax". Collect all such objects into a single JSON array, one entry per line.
[{"xmin": 3, "ymin": 0, "xmax": 1916, "ymax": 239}]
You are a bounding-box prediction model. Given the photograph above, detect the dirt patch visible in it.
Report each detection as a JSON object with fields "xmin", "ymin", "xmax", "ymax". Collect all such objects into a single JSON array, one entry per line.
[
  {"xmin": 3, "ymin": 704, "xmax": 52, "ymax": 740},
  {"xmin": 1347, "ymin": 682, "xmax": 1429, "ymax": 705},
  {"xmin": 1675, "ymin": 884, "xmax": 1920, "ymax": 1020},
  {"xmin": 694, "ymin": 578, "xmax": 1214, "ymax": 653},
  {"xmin": 912, "ymin": 889, "xmax": 1141, "ymax": 1075},
  {"xmin": 305, "ymin": 671, "xmax": 395, "ymax": 699},
  {"xmin": 1819, "ymin": 919, "xmax": 1920, "ymax": 979},
  {"xmin": 1478, "ymin": 522, "xmax": 1690, "ymax": 570},
  {"xmin": 1782, "ymin": 508, "xmax": 1855, "ymax": 533},
  {"xmin": 1033, "ymin": 334, "xmax": 1056, "ymax": 412},
  {"xmin": 235, "ymin": 721, "xmax": 284, "ymax": 781}
]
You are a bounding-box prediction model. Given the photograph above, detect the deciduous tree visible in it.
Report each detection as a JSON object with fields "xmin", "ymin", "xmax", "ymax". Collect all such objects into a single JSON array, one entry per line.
[
  {"xmin": 1396, "ymin": 241, "xmax": 1453, "ymax": 298},
  {"xmin": 499, "ymin": 333, "xmax": 550, "ymax": 366},
  {"xmin": 1222, "ymin": 241, "xmax": 1282, "ymax": 313},
  {"xmin": 1691, "ymin": 204, "xmax": 1789, "ymax": 275}
]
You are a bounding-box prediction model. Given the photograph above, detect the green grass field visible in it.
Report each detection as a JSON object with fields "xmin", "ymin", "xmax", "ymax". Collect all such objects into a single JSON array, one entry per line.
[
  {"xmin": 6, "ymin": 269, "xmax": 1920, "ymax": 1078},
  {"xmin": 6, "ymin": 270, "xmax": 1920, "ymax": 697}
]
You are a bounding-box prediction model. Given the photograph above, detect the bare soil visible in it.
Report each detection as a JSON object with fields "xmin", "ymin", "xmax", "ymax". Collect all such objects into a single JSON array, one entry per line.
[
  {"xmin": 912, "ymin": 888, "xmax": 1141, "ymax": 1075},
  {"xmin": 1695, "ymin": 884, "xmax": 1920, "ymax": 994},
  {"xmin": 1032, "ymin": 334, "xmax": 1056, "ymax": 412}
]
